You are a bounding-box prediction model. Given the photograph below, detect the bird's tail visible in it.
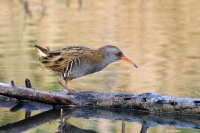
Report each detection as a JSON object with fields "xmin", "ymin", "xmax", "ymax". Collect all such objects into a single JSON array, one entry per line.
[{"xmin": 35, "ymin": 44, "xmax": 49, "ymax": 57}]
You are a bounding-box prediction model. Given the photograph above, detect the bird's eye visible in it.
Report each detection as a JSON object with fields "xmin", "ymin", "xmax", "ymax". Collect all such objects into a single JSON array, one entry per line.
[{"xmin": 116, "ymin": 52, "xmax": 122, "ymax": 56}]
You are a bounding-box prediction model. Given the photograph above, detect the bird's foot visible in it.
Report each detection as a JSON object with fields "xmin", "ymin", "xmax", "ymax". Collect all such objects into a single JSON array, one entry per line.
[
  {"xmin": 58, "ymin": 78, "xmax": 75, "ymax": 94},
  {"xmin": 62, "ymin": 87, "xmax": 81, "ymax": 94},
  {"xmin": 58, "ymin": 78, "xmax": 87, "ymax": 94},
  {"xmin": 63, "ymin": 88, "xmax": 88, "ymax": 94}
]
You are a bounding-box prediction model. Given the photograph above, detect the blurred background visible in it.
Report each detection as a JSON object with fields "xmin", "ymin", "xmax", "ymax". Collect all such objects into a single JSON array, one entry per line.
[{"xmin": 0, "ymin": 0, "xmax": 200, "ymax": 133}]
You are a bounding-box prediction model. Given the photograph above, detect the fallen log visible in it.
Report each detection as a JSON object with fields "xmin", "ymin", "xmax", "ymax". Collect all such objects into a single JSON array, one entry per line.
[
  {"xmin": 0, "ymin": 79, "xmax": 71, "ymax": 105},
  {"xmin": 0, "ymin": 79, "xmax": 200, "ymax": 115}
]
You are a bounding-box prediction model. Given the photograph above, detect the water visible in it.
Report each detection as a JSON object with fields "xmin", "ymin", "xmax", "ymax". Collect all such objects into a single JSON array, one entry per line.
[{"xmin": 0, "ymin": 0, "xmax": 200, "ymax": 132}]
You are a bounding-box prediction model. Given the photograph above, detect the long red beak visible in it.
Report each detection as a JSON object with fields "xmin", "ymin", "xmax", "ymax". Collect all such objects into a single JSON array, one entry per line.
[{"xmin": 121, "ymin": 56, "xmax": 138, "ymax": 68}]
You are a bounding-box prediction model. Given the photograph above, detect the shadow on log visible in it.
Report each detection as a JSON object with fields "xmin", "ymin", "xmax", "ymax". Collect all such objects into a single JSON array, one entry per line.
[
  {"xmin": 0, "ymin": 107, "xmax": 199, "ymax": 133},
  {"xmin": 0, "ymin": 79, "xmax": 200, "ymax": 115}
]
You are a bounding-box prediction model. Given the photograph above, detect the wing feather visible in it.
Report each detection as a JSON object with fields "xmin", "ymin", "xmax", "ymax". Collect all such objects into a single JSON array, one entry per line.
[{"xmin": 40, "ymin": 46, "xmax": 91, "ymax": 76}]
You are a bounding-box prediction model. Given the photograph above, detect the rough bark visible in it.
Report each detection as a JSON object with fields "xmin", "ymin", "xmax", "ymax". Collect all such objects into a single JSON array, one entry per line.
[
  {"xmin": 0, "ymin": 79, "xmax": 200, "ymax": 115},
  {"xmin": 0, "ymin": 82, "xmax": 71, "ymax": 105}
]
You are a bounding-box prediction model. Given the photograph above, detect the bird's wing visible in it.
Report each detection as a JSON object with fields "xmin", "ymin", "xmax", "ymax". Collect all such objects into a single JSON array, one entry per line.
[{"xmin": 40, "ymin": 46, "xmax": 92, "ymax": 76}]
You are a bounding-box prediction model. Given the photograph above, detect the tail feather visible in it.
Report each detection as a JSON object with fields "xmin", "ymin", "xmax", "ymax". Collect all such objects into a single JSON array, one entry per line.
[{"xmin": 35, "ymin": 45, "xmax": 49, "ymax": 57}]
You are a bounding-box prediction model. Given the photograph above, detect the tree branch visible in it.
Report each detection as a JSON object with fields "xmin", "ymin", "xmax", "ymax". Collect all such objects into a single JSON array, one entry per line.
[{"xmin": 0, "ymin": 79, "xmax": 200, "ymax": 115}]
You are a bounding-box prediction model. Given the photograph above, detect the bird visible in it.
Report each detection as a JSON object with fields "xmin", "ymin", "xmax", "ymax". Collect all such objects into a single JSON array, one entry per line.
[{"xmin": 35, "ymin": 45, "xmax": 138, "ymax": 94}]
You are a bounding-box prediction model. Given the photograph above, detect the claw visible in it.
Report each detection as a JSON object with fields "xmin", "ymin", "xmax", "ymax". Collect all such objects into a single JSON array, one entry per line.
[{"xmin": 58, "ymin": 77, "xmax": 79, "ymax": 94}]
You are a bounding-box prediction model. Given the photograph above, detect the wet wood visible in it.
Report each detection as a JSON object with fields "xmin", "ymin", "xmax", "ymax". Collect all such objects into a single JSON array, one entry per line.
[
  {"xmin": 0, "ymin": 79, "xmax": 200, "ymax": 115},
  {"xmin": 0, "ymin": 80, "xmax": 72, "ymax": 105}
]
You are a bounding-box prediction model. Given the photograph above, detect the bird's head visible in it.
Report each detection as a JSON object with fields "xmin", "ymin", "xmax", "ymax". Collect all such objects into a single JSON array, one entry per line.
[{"xmin": 102, "ymin": 45, "xmax": 138, "ymax": 68}]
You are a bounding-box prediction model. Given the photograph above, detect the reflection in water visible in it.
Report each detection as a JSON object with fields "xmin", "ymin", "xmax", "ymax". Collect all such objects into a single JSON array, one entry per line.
[
  {"xmin": 0, "ymin": 105, "xmax": 199, "ymax": 133},
  {"xmin": 58, "ymin": 119, "xmax": 97, "ymax": 133},
  {"xmin": 122, "ymin": 121, "xmax": 125, "ymax": 133},
  {"xmin": 0, "ymin": 0, "xmax": 200, "ymax": 133}
]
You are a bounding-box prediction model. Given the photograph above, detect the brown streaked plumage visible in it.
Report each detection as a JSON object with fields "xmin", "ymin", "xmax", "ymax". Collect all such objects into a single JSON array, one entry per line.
[{"xmin": 35, "ymin": 45, "xmax": 138, "ymax": 94}]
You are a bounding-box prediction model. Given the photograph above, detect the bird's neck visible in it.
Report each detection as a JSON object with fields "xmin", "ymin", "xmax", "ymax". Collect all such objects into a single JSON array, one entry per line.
[{"xmin": 94, "ymin": 49, "xmax": 116, "ymax": 67}]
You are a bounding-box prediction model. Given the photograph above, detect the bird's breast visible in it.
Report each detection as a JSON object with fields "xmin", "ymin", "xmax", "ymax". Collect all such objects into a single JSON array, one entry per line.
[{"xmin": 67, "ymin": 60, "xmax": 108, "ymax": 79}]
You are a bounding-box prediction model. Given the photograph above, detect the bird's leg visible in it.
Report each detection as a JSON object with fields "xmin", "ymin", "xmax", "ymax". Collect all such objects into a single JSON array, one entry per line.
[{"xmin": 58, "ymin": 77, "xmax": 80, "ymax": 94}]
